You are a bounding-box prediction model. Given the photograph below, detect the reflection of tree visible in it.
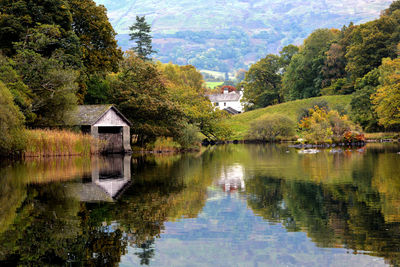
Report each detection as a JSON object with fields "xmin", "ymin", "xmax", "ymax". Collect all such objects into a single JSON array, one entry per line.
[
  {"xmin": 134, "ymin": 240, "xmax": 155, "ymax": 266},
  {"xmin": 245, "ymin": 173, "xmax": 400, "ymax": 266},
  {"xmin": 0, "ymin": 152, "xmax": 214, "ymax": 265}
]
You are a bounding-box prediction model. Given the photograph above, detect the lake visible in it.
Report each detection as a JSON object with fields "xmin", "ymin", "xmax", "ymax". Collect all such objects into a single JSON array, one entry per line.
[{"xmin": 0, "ymin": 143, "xmax": 400, "ymax": 266}]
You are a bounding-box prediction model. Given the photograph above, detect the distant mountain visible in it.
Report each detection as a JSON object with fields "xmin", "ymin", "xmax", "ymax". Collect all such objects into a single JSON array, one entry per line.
[{"xmin": 95, "ymin": 0, "xmax": 393, "ymax": 73}]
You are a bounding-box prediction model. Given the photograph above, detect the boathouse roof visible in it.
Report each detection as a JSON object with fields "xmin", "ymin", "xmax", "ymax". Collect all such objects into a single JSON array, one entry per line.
[{"xmin": 68, "ymin": 105, "xmax": 132, "ymax": 126}]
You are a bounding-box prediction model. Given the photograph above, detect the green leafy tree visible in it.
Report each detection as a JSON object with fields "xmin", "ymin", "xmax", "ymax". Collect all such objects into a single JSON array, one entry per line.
[
  {"xmin": 67, "ymin": 0, "xmax": 122, "ymax": 75},
  {"xmin": 12, "ymin": 24, "xmax": 79, "ymax": 126},
  {"xmin": 107, "ymin": 52, "xmax": 184, "ymax": 144},
  {"xmin": 279, "ymin": 44, "xmax": 299, "ymax": 72},
  {"xmin": 345, "ymin": 11, "xmax": 400, "ymax": 80},
  {"xmin": 350, "ymin": 68, "xmax": 381, "ymax": 132},
  {"xmin": 0, "ymin": 0, "xmax": 75, "ymax": 56},
  {"xmin": 0, "ymin": 81, "xmax": 26, "ymax": 156},
  {"xmin": 371, "ymin": 57, "xmax": 400, "ymax": 128},
  {"xmin": 242, "ymin": 54, "xmax": 282, "ymax": 110},
  {"xmin": 282, "ymin": 29, "xmax": 340, "ymax": 100},
  {"xmin": 0, "ymin": 54, "xmax": 35, "ymax": 123},
  {"xmin": 129, "ymin": 16, "xmax": 156, "ymax": 60}
]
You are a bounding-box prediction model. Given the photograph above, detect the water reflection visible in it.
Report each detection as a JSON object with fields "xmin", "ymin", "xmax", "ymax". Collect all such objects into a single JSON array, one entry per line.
[
  {"xmin": 0, "ymin": 144, "xmax": 400, "ymax": 266},
  {"xmin": 67, "ymin": 155, "xmax": 132, "ymax": 202}
]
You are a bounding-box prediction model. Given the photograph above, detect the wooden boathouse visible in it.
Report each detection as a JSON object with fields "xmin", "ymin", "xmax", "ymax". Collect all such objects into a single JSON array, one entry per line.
[{"xmin": 69, "ymin": 105, "xmax": 132, "ymax": 153}]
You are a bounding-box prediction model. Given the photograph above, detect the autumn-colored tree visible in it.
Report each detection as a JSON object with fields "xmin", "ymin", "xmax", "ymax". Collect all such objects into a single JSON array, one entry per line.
[
  {"xmin": 299, "ymin": 106, "xmax": 357, "ymax": 143},
  {"xmin": 107, "ymin": 52, "xmax": 184, "ymax": 144},
  {"xmin": 371, "ymin": 57, "xmax": 400, "ymax": 128}
]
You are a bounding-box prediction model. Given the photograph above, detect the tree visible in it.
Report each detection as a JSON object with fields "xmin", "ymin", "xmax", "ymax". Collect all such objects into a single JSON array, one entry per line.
[
  {"xmin": 0, "ymin": 81, "xmax": 26, "ymax": 156},
  {"xmin": 11, "ymin": 24, "xmax": 79, "ymax": 126},
  {"xmin": 129, "ymin": 16, "xmax": 156, "ymax": 60},
  {"xmin": 279, "ymin": 44, "xmax": 299, "ymax": 72},
  {"xmin": 0, "ymin": 0, "xmax": 74, "ymax": 56},
  {"xmin": 67, "ymin": 0, "xmax": 122, "ymax": 75},
  {"xmin": 107, "ymin": 52, "xmax": 184, "ymax": 144},
  {"xmin": 371, "ymin": 57, "xmax": 400, "ymax": 128},
  {"xmin": 242, "ymin": 54, "xmax": 282, "ymax": 110},
  {"xmin": 345, "ymin": 11, "xmax": 400, "ymax": 80},
  {"xmin": 282, "ymin": 29, "xmax": 340, "ymax": 100},
  {"xmin": 350, "ymin": 68, "xmax": 381, "ymax": 132}
]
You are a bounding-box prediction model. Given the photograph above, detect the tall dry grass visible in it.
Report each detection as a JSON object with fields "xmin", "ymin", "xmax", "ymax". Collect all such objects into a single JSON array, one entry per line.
[{"xmin": 24, "ymin": 129, "xmax": 102, "ymax": 157}]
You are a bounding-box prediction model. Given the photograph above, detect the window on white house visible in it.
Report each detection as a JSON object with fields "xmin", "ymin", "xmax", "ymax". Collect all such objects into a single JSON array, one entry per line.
[
  {"xmin": 224, "ymin": 102, "xmax": 226, "ymax": 106},
  {"xmin": 215, "ymin": 102, "xmax": 219, "ymax": 106}
]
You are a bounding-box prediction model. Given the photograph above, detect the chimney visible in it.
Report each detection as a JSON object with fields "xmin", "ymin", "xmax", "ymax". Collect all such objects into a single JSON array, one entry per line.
[{"xmin": 224, "ymin": 88, "xmax": 229, "ymax": 94}]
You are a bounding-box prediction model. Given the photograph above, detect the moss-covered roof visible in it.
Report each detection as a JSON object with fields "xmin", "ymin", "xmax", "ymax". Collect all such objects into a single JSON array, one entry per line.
[{"xmin": 67, "ymin": 105, "xmax": 131, "ymax": 126}]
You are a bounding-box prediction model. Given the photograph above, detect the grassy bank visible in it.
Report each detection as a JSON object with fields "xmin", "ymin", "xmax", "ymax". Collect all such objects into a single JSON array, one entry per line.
[
  {"xmin": 226, "ymin": 95, "xmax": 353, "ymax": 140},
  {"xmin": 24, "ymin": 129, "xmax": 102, "ymax": 157}
]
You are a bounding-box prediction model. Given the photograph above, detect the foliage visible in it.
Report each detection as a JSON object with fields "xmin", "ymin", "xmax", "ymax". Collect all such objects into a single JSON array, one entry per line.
[
  {"xmin": 13, "ymin": 48, "xmax": 79, "ymax": 126},
  {"xmin": 371, "ymin": 57, "xmax": 400, "ymax": 128},
  {"xmin": 0, "ymin": 81, "xmax": 26, "ymax": 156},
  {"xmin": 83, "ymin": 75, "xmax": 112, "ymax": 104},
  {"xmin": 246, "ymin": 114, "xmax": 296, "ymax": 141},
  {"xmin": 242, "ymin": 54, "xmax": 282, "ymax": 110},
  {"xmin": 0, "ymin": 54, "xmax": 35, "ymax": 123},
  {"xmin": 345, "ymin": 10, "xmax": 400, "ymax": 80},
  {"xmin": 158, "ymin": 62, "xmax": 231, "ymax": 141},
  {"xmin": 278, "ymin": 44, "xmax": 299, "ymax": 72},
  {"xmin": 282, "ymin": 29, "xmax": 340, "ymax": 101},
  {"xmin": 175, "ymin": 123, "xmax": 201, "ymax": 149},
  {"xmin": 350, "ymin": 68, "xmax": 381, "ymax": 132},
  {"xmin": 297, "ymin": 99, "xmax": 329, "ymax": 122},
  {"xmin": 147, "ymin": 137, "xmax": 181, "ymax": 152},
  {"xmin": 129, "ymin": 16, "xmax": 156, "ymax": 60},
  {"xmin": 299, "ymin": 106, "xmax": 358, "ymax": 143},
  {"xmin": 225, "ymin": 95, "xmax": 352, "ymax": 140},
  {"xmin": 67, "ymin": 0, "xmax": 123, "ymax": 75},
  {"xmin": 107, "ymin": 52, "xmax": 184, "ymax": 144},
  {"xmin": 0, "ymin": 0, "xmax": 75, "ymax": 56}
]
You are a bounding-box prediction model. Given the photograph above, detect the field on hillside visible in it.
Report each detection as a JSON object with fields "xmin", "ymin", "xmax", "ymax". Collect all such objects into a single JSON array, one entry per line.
[
  {"xmin": 227, "ymin": 95, "xmax": 353, "ymax": 140},
  {"xmin": 206, "ymin": 82, "xmax": 224, "ymax": 89}
]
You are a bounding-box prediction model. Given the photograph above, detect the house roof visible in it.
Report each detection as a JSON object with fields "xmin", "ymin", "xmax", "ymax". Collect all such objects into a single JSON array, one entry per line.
[
  {"xmin": 68, "ymin": 105, "xmax": 132, "ymax": 126},
  {"xmin": 207, "ymin": 91, "xmax": 241, "ymax": 102},
  {"xmin": 224, "ymin": 107, "xmax": 240, "ymax": 115}
]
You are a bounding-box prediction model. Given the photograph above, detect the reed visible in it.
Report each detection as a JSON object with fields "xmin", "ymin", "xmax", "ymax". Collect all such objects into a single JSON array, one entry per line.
[
  {"xmin": 147, "ymin": 137, "xmax": 181, "ymax": 152},
  {"xmin": 24, "ymin": 129, "xmax": 102, "ymax": 157}
]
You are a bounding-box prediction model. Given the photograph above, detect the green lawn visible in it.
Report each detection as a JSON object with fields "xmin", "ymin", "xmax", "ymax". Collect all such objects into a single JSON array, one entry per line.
[
  {"xmin": 206, "ymin": 81, "xmax": 224, "ymax": 89},
  {"xmin": 226, "ymin": 95, "xmax": 353, "ymax": 140}
]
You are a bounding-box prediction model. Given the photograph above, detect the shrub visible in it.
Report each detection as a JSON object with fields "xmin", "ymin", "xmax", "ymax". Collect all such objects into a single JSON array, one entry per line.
[
  {"xmin": 147, "ymin": 137, "xmax": 181, "ymax": 152},
  {"xmin": 299, "ymin": 106, "xmax": 360, "ymax": 143},
  {"xmin": 176, "ymin": 123, "xmax": 201, "ymax": 149},
  {"xmin": 246, "ymin": 114, "xmax": 296, "ymax": 141},
  {"xmin": 297, "ymin": 100, "xmax": 329, "ymax": 122}
]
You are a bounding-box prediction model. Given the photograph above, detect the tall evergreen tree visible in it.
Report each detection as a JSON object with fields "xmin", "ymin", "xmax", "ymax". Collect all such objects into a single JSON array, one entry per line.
[{"xmin": 129, "ymin": 16, "xmax": 156, "ymax": 60}]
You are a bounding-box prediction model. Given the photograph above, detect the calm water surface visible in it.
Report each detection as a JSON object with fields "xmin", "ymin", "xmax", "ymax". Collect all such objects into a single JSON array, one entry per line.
[{"xmin": 1, "ymin": 144, "xmax": 400, "ymax": 266}]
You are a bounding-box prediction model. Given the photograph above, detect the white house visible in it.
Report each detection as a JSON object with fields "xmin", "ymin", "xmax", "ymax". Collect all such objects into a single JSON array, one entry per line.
[{"xmin": 207, "ymin": 87, "xmax": 244, "ymax": 114}]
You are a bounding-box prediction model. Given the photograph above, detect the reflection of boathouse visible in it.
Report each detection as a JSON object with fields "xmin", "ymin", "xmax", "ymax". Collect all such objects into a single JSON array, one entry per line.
[
  {"xmin": 69, "ymin": 105, "xmax": 132, "ymax": 153},
  {"xmin": 68, "ymin": 155, "xmax": 132, "ymax": 202}
]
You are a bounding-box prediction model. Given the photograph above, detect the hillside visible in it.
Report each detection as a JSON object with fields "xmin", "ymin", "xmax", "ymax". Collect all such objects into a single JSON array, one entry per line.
[
  {"xmin": 94, "ymin": 0, "xmax": 392, "ymax": 73},
  {"xmin": 226, "ymin": 95, "xmax": 353, "ymax": 140}
]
